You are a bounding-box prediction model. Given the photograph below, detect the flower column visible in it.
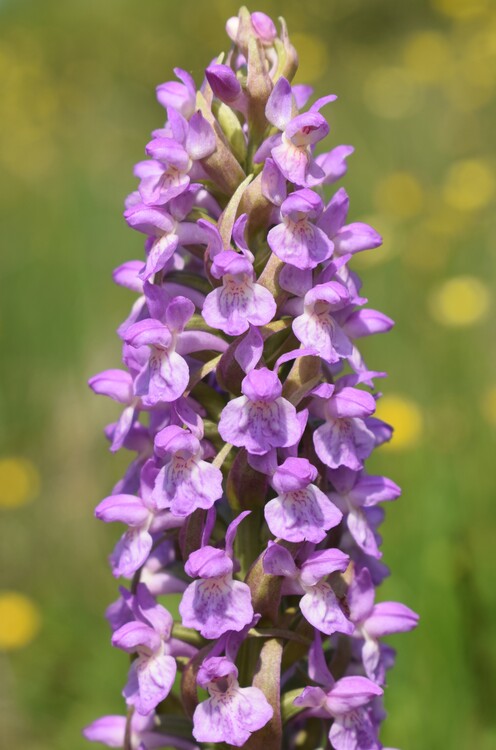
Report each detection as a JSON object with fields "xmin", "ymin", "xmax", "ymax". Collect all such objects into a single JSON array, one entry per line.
[{"xmin": 86, "ymin": 8, "xmax": 418, "ymax": 750}]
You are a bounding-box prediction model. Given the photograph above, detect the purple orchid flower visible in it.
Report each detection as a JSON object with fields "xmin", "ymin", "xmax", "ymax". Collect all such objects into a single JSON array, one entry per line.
[
  {"xmin": 295, "ymin": 680, "xmax": 383, "ymax": 750},
  {"xmin": 311, "ymin": 382, "xmax": 377, "ymax": 471},
  {"xmin": 179, "ymin": 513, "xmax": 254, "ymax": 639},
  {"xmin": 256, "ymin": 77, "xmax": 336, "ymax": 187},
  {"xmin": 151, "ymin": 424, "xmax": 223, "ymax": 516},
  {"xmin": 84, "ymin": 711, "xmax": 200, "ymax": 749},
  {"xmin": 136, "ymin": 110, "xmax": 215, "ymax": 206},
  {"xmin": 95, "ymin": 460, "xmax": 183, "ymax": 579},
  {"xmin": 201, "ymin": 215, "xmax": 276, "ymax": 335},
  {"xmin": 267, "ymin": 188, "xmax": 335, "ymax": 269},
  {"xmin": 264, "ymin": 457, "xmax": 342, "ymax": 543},
  {"xmin": 124, "ymin": 296, "xmax": 195, "ymax": 406},
  {"xmin": 138, "ymin": 539, "xmax": 188, "ymax": 597},
  {"xmin": 219, "ymin": 367, "xmax": 304, "ymax": 455},
  {"xmin": 110, "ymin": 584, "xmax": 177, "ymax": 716},
  {"xmin": 294, "ymin": 633, "xmax": 383, "ymax": 750},
  {"xmin": 192, "ymin": 656, "xmax": 273, "ymax": 746},
  {"xmin": 292, "ymin": 280, "xmax": 353, "ymax": 363},
  {"xmin": 328, "ymin": 469, "xmax": 401, "ymax": 559},
  {"xmin": 348, "ymin": 567, "xmax": 418, "ymax": 683},
  {"xmin": 263, "ymin": 543, "xmax": 353, "ymax": 636},
  {"xmin": 124, "ymin": 189, "xmax": 208, "ymax": 281}
]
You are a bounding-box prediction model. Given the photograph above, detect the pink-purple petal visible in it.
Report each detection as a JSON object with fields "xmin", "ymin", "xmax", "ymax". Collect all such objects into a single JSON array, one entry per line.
[
  {"xmin": 264, "ymin": 485, "xmax": 342, "ymax": 543},
  {"xmin": 347, "ymin": 507, "xmax": 382, "ymax": 558},
  {"xmin": 83, "ymin": 716, "xmax": 126, "ymax": 747},
  {"xmin": 179, "ymin": 577, "xmax": 253, "ymax": 639},
  {"xmin": 134, "ymin": 652, "xmax": 177, "ymax": 715},
  {"xmin": 265, "ymin": 76, "xmax": 294, "ymax": 130},
  {"xmin": 364, "ymin": 602, "xmax": 419, "ymax": 638},
  {"xmin": 300, "ymin": 582, "xmax": 354, "ymax": 636},
  {"xmin": 325, "ymin": 676, "xmax": 383, "ymax": 715},
  {"xmin": 110, "ymin": 527, "xmax": 153, "ymax": 578},
  {"xmin": 313, "ymin": 418, "xmax": 376, "ymax": 471}
]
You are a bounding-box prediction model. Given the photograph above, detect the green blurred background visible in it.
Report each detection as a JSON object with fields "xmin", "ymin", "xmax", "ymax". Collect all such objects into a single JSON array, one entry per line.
[{"xmin": 1, "ymin": 0, "xmax": 495, "ymax": 747}]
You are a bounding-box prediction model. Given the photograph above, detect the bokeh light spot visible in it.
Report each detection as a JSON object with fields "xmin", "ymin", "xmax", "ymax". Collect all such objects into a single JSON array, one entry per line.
[
  {"xmin": 462, "ymin": 30, "xmax": 496, "ymax": 91},
  {"xmin": 403, "ymin": 31, "xmax": 451, "ymax": 84},
  {"xmin": 429, "ymin": 276, "xmax": 490, "ymax": 326},
  {"xmin": 432, "ymin": 0, "xmax": 490, "ymax": 21},
  {"xmin": 374, "ymin": 172, "xmax": 424, "ymax": 219},
  {"xmin": 0, "ymin": 457, "xmax": 40, "ymax": 509},
  {"xmin": 443, "ymin": 159, "xmax": 494, "ymax": 211},
  {"xmin": 0, "ymin": 592, "xmax": 41, "ymax": 650},
  {"xmin": 480, "ymin": 385, "xmax": 496, "ymax": 426},
  {"xmin": 364, "ymin": 67, "xmax": 420, "ymax": 119},
  {"xmin": 291, "ymin": 33, "xmax": 330, "ymax": 84},
  {"xmin": 375, "ymin": 395, "xmax": 423, "ymax": 450}
]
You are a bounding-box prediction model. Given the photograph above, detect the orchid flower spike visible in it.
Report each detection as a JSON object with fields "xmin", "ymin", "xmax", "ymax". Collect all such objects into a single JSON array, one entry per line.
[{"xmin": 87, "ymin": 8, "xmax": 418, "ymax": 750}]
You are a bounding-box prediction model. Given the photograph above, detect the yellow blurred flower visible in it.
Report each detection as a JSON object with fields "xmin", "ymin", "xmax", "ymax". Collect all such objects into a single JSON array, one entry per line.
[
  {"xmin": 429, "ymin": 276, "xmax": 490, "ymax": 326},
  {"xmin": 0, "ymin": 592, "xmax": 41, "ymax": 650},
  {"xmin": 403, "ymin": 31, "xmax": 452, "ymax": 84},
  {"xmin": 0, "ymin": 457, "xmax": 40, "ymax": 509},
  {"xmin": 480, "ymin": 385, "xmax": 496, "ymax": 425},
  {"xmin": 442, "ymin": 160, "xmax": 494, "ymax": 211},
  {"xmin": 375, "ymin": 395, "xmax": 423, "ymax": 450},
  {"xmin": 374, "ymin": 172, "xmax": 424, "ymax": 220},
  {"xmin": 363, "ymin": 67, "xmax": 420, "ymax": 119},
  {"xmin": 0, "ymin": 37, "xmax": 58, "ymax": 180},
  {"xmin": 432, "ymin": 0, "xmax": 490, "ymax": 20},
  {"xmin": 462, "ymin": 29, "xmax": 496, "ymax": 91},
  {"xmin": 291, "ymin": 33, "xmax": 330, "ymax": 84}
]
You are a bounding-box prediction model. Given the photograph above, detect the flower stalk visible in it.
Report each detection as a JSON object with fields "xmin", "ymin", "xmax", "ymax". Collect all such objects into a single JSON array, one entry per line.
[{"xmin": 85, "ymin": 8, "xmax": 418, "ymax": 750}]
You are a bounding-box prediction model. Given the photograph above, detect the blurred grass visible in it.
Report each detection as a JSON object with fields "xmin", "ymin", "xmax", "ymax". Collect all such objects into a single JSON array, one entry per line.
[{"xmin": 1, "ymin": 0, "xmax": 495, "ymax": 747}]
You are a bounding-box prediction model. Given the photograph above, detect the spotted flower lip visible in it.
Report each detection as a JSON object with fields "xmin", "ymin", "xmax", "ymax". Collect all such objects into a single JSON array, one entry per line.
[
  {"xmin": 267, "ymin": 188, "xmax": 336, "ymax": 270},
  {"xmin": 179, "ymin": 516, "xmax": 254, "ymax": 639},
  {"xmin": 87, "ymin": 9, "xmax": 418, "ymax": 749},
  {"xmin": 124, "ymin": 316, "xmax": 190, "ymax": 406},
  {"xmin": 218, "ymin": 368, "xmax": 304, "ymax": 455},
  {"xmin": 264, "ymin": 457, "xmax": 342, "ymax": 543},
  {"xmin": 201, "ymin": 215, "xmax": 277, "ymax": 336},
  {"xmin": 292, "ymin": 281, "xmax": 353, "ymax": 363},
  {"xmin": 151, "ymin": 425, "xmax": 223, "ymax": 516},
  {"xmin": 192, "ymin": 656, "xmax": 273, "ymax": 746}
]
